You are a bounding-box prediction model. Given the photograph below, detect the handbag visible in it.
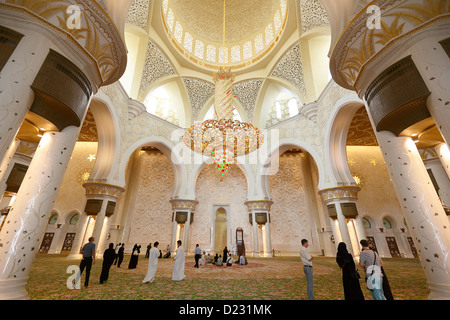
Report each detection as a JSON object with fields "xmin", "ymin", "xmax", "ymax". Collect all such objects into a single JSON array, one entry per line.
[
  {"xmin": 365, "ymin": 251, "xmax": 377, "ymax": 290},
  {"xmin": 341, "ymin": 255, "xmax": 360, "ymax": 280},
  {"xmin": 352, "ymin": 269, "xmax": 361, "ymax": 280}
]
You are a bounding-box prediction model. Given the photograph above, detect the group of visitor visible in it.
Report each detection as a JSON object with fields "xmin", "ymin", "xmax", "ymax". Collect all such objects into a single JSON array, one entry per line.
[
  {"xmin": 142, "ymin": 240, "xmax": 186, "ymax": 283},
  {"xmin": 75, "ymin": 238, "xmax": 186, "ymax": 288},
  {"xmin": 300, "ymin": 238, "xmax": 394, "ymax": 300},
  {"xmin": 77, "ymin": 236, "xmax": 391, "ymax": 300},
  {"xmin": 76, "ymin": 237, "xmax": 121, "ymax": 288},
  {"xmin": 194, "ymin": 244, "xmax": 248, "ymax": 267}
]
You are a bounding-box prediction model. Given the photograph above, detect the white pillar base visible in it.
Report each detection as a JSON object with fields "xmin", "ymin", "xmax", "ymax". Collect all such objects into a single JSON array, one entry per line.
[
  {"xmin": 0, "ymin": 277, "xmax": 29, "ymax": 300},
  {"xmin": 427, "ymin": 282, "xmax": 450, "ymax": 300}
]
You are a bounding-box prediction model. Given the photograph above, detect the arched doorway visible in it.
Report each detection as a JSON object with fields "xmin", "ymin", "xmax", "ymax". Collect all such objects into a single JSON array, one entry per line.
[
  {"xmin": 214, "ymin": 207, "xmax": 227, "ymax": 253},
  {"xmin": 193, "ymin": 164, "xmax": 250, "ymax": 254}
]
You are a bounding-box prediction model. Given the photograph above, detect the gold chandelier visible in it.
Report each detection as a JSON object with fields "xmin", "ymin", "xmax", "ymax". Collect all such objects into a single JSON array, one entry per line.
[{"xmin": 183, "ymin": 0, "xmax": 264, "ymax": 179}]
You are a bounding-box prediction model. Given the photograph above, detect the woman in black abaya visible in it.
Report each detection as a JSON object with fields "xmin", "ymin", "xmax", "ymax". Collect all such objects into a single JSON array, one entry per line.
[
  {"xmin": 128, "ymin": 244, "xmax": 141, "ymax": 269},
  {"xmin": 336, "ymin": 242, "xmax": 365, "ymax": 300},
  {"xmin": 100, "ymin": 243, "xmax": 116, "ymax": 284}
]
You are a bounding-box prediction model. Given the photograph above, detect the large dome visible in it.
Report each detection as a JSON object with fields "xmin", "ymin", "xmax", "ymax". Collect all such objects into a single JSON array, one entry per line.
[
  {"xmin": 171, "ymin": 0, "xmax": 279, "ymax": 44},
  {"xmin": 162, "ymin": 0, "xmax": 288, "ymax": 69}
]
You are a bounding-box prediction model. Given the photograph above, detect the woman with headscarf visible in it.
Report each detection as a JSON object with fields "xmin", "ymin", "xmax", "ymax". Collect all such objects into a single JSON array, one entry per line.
[
  {"xmin": 336, "ymin": 242, "xmax": 365, "ymax": 300},
  {"xmin": 128, "ymin": 244, "xmax": 141, "ymax": 269},
  {"xmin": 100, "ymin": 243, "xmax": 116, "ymax": 284}
]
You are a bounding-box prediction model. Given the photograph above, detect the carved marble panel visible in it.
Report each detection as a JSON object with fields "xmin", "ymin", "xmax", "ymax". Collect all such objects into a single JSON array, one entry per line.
[
  {"xmin": 139, "ymin": 40, "xmax": 176, "ymax": 99},
  {"xmin": 271, "ymin": 43, "xmax": 307, "ymax": 101},
  {"xmin": 126, "ymin": 150, "xmax": 175, "ymax": 246},
  {"xmin": 268, "ymin": 152, "xmax": 312, "ymax": 252}
]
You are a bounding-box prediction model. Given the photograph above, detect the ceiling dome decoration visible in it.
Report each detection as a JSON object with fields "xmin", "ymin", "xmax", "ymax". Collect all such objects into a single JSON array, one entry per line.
[{"xmin": 161, "ymin": 0, "xmax": 288, "ymax": 70}]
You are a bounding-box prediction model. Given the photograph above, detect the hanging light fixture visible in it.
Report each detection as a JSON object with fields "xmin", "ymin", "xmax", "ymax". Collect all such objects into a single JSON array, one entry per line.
[{"xmin": 182, "ymin": 0, "xmax": 264, "ymax": 179}]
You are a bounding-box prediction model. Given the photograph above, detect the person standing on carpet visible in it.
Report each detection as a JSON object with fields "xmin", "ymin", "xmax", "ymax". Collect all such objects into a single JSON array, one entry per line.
[
  {"xmin": 336, "ymin": 242, "xmax": 364, "ymax": 300},
  {"xmin": 128, "ymin": 244, "xmax": 141, "ymax": 269},
  {"xmin": 143, "ymin": 242, "xmax": 160, "ymax": 283},
  {"xmin": 300, "ymin": 239, "xmax": 314, "ymax": 300},
  {"xmin": 113, "ymin": 243, "xmax": 121, "ymax": 265},
  {"xmin": 172, "ymin": 240, "xmax": 186, "ymax": 281},
  {"xmin": 359, "ymin": 239, "xmax": 386, "ymax": 300},
  {"xmin": 223, "ymin": 246, "xmax": 228, "ymax": 263},
  {"xmin": 100, "ymin": 243, "xmax": 116, "ymax": 284},
  {"xmin": 117, "ymin": 243, "xmax": 124, "ymax": 268},
  {"xmin": 194, "ymin": 244, "xmax": 201, "ymax": 268},
  {"xmin": 78, "ymin": 237, "xmax": 96, "ymax": 288}
]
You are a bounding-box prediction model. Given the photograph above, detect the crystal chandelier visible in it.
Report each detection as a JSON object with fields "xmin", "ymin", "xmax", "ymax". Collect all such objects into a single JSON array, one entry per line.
[{"xmin": 182, "ymin": 0, "xmax": 264, "ymax": 179}]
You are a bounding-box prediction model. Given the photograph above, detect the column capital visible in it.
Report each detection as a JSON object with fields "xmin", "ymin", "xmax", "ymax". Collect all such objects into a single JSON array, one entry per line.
[
  {"xmin": 329, "ymin": 0, "xmax": 450, "ymax": 92},
  {"xmin": 169, "ymin": 198, "xmax": 199, "ymax": 211},
  {"xmin": 318, "ymin": 186, "xmax": 360, "ymax": 204},
  {"xmin": 0, "ymin": 0, "xmax": 127, "ymax": 86},
  {"xmin": 244, "ymin": 200, "xmax": 273, "ymax": 211},
  {"xmin": 82, "ymin": 182, "xmax": 125, "ymax": 200}
]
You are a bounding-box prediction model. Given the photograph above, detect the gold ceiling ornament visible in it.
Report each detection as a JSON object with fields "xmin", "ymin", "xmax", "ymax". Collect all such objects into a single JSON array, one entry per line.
[{"xmin": 182, "ymin": 0, "xmax": 264, "ymax": 179}]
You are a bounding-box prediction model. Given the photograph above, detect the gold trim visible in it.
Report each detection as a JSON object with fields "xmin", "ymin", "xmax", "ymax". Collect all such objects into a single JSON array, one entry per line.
[
  {"xmin": 330, "ymin": 0, "xmax": 450, "ymax": 90},
  {"xmin": 353, "ymin": 15, "xmax": 449, "ymax": 90}
]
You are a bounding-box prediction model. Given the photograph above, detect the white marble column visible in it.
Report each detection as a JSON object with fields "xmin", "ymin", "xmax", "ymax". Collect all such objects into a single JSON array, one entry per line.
[
  {"xmin": 354, "ymin": 216, "xmax": 367, "ymax": 245},
  {"xmin": 82, "ymin": 183, "xmax": 124, "ymax": 259},
  {"xmin": 375, "ymin": 129, "xmax": 450, "ymax": 299},
  {"xmin": 170, "ymin": 213, "xmax": 178, "ymax": 255},
  {"xmin": 90, "ymin": 200, "xmax": 108, "ymax": 257},
  {"xmin": 335, "ymin": 201, "xmax": 355, "ymax": 255},
  {"xmin": 66, "ymin": 213, "xmax": 90, "ymax": 260},
  {"xmin": 0, "ymin": 33, "xmax": 52, "ymax": 163},
  {"xmin": 245, "ymin": 200, "xmax": 273, "ymax": 257},
  {"xmin": 409, "ymin": 37, "xmax": 450, "ymax": 144},
  {"xmin": 0, "ymin": 125, "xmax": 82, "ymax": 299},
  {"xmin": 0, "ymin": 138, "xmax": 20, "ymax": 200},
  {"xmin": 424, "ymin": 157, "xmax": 450, "ymax": 208},
  {"xmin": 329, "ymin": 217, "xmax": 341, "ymax": 246},
  {"xmin": 263, "ymin": 219, "xmax": 272, "ymax": 257},
  {"xmin": 435, "ymin": 143, "xmax": 450, "ymax": 179},
  {"xmin": 318, "ymin": 187, "xmax": 361, "ymax": 257},
  {"xmin": 183, "ymin": 210, "xmax": 192, "ymax": 254},
  {"xmin": 97, "ymin": 215, "xmax": 113, "ymax": 258},
  {"xmin": 169, "ymin": 199, "xmax": 198, "ymax": 255},
  {"xmin": 251, "ymin": 212, "xmax": 259, "ymax": 257}
]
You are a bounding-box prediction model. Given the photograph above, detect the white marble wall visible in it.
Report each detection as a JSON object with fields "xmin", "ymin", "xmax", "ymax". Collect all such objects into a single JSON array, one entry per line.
[
  {"xmin": 123, "ymin": 150, "xmax": 175, "ymax": 249},
  {"xmin": 269, "ymin": 152, "xmax": 319, "ymax": 255}
]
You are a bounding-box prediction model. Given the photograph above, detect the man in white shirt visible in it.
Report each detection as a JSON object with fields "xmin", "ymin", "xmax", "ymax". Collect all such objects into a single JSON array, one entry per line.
[
  {"xmin": 194, "ymin": 244, "xmax": 201, "ymax": 268},
  {"xmin": 300, "ymin": 239, "xmax": 314, "ymax": 300}
]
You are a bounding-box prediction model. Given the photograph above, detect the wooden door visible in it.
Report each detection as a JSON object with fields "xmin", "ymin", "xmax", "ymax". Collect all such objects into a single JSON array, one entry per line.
[
  {"xmin": 386, "ymin": 236, "xmax": 401, "ymax": 257},
  {"xmin": 61, "ymin": 233, "xmax": 76, "ymax": 251},
  {"xmin": 39, "ymin": 233, "xmax": 54, "ymax": 253}
]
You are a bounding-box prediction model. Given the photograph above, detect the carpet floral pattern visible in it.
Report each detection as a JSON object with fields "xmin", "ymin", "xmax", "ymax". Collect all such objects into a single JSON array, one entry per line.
[{"xmin": 26, "ymin": 255, "xmax": 429, "ymax": 300}]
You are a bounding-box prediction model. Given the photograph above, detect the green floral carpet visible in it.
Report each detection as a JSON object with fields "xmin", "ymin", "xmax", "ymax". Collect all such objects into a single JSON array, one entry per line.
[{"xmin": 26, "ymin": 254, "xmax": 429, "ymax": 300}]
